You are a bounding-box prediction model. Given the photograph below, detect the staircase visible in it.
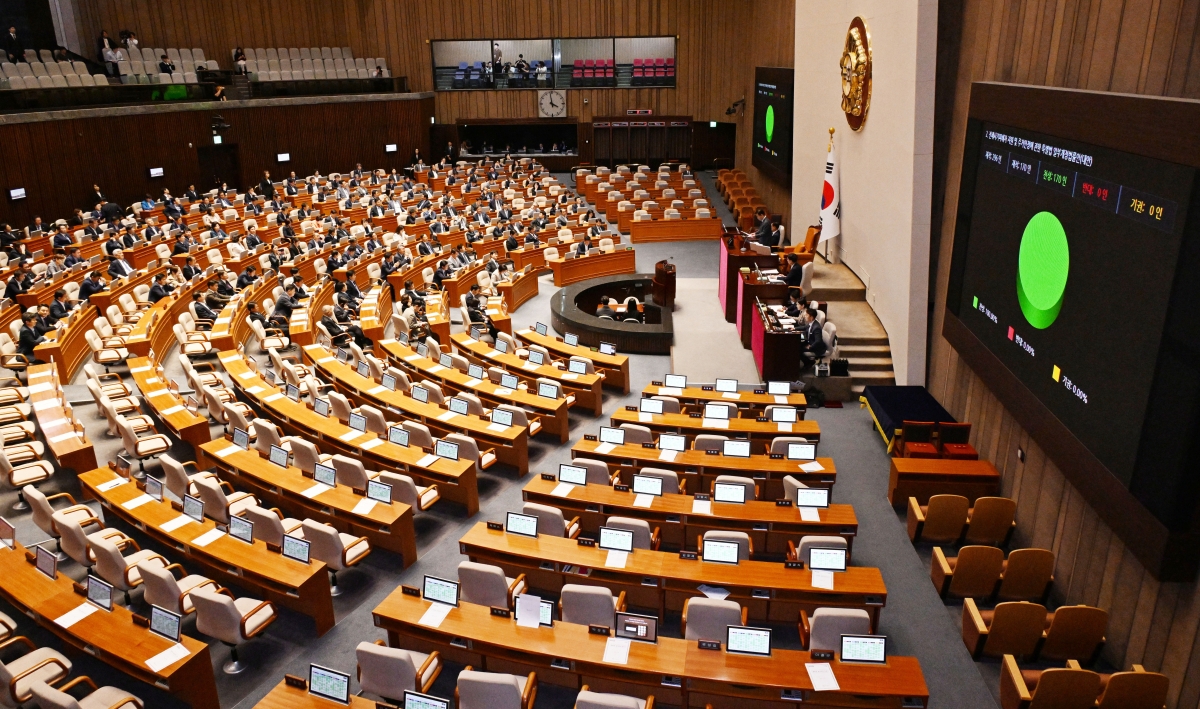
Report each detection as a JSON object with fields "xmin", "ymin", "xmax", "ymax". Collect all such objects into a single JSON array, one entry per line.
[
  {"xmin": 230, "ymin": 75, "xmax": 252, "ymax": 100},
  {"xmin": 812, "ymin": 264, "xmax": 897, "ymax": 395}
]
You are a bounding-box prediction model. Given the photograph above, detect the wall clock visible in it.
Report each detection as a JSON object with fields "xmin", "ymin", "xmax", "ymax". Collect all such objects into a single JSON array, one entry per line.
[{"xmin": 538, "ymin": 89, "xmax": 566, "ymax": 118}]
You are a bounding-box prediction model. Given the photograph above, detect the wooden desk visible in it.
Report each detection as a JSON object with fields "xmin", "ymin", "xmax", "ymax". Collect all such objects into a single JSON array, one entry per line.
[
  {"xmin": 372, "ymin": 591, "xmax": 927, "ymax": 709},
  {"xmin": 507, "ymin": 245, "xmax": 549, "ymax": 273},
  {"xmin": 737, "ymin": 272, "xmax": 790, "ymax": 349},
  {"xmin": 124, "ymin": 273, "xmax": 211, "ymax": 358},
  {"xmin": 571, "ymin": 438, "xmax": 837, "ymax": 501},
  {"xmin": 643, "ymin": 383, "xmax": 805, "ymax": 413},
  {"xmin": 25, "ymin": 365, "xmax": 96, "ymax": 473},
  {"xmin": 32, "ymin": 303, "xmax": 96, "ymax": 383},
  {"xmin": 254, "ymin": 680, "xmax": 375, "ymax": 708},
  {"xmin": 452, "ymin": 333, "xmax": 605, "ymax": 416},
  {"xmin": 459, "ymin": 523, "xmax": 886, "ymax": 627},
  {"xmin": 127, "ymin": 357, "xmax": 212, "ymax": 452},
  {"xmin": 497, "ymin": 269, "xmax": 540, "ymax": 312},
  {"xmin": 0, "ymin": 544, "xmax": 219, "ymax": 709},
  {"xmin": 441, "ymin": 260, "xmax": 487, "ymax": 306},
  {"xmin": 751, "ymin": 305, "xmax": 808, "ymax": 382},
  {"xmin": 79, "ymin": 467, "xmax": 336, "ymax": 635},
  {"xmin": 521, "ymin": 476, "xmax": 857, "ymax": 556},
  {"xmin": 609, "ymin": 410, "xmax": 821, "ymax": 447},
  {"xmin": 303, "ymin": 344, "xmax": 530, "ymax": 475},
  {"xmin": 887, "ymin": 458, "xmax": 1001, "ymax": 510},
  {"xmin": 629, "ymin": 217, "xmax": 725, "ymax": 242},
  {"xmin": 718, "ymin": 239, "xmax": 777, "ymax": 323},
  {"xmin": 376, "ymin": 338, "xmax": 570, "ymax": 443},
  {"xmin": 517, "ymin": 327, "xmax": 631, "ymax": 394},
  {"xmin": 201, "ymin": 440, "xmax": 417, "ymax": 566},
  {"xmin": 548, "ymin": 249, "xmax": 637, "ymax": 287},
  {"xmin": 218, "ymin": 352, "xmax": 480, "ymax": 515}
]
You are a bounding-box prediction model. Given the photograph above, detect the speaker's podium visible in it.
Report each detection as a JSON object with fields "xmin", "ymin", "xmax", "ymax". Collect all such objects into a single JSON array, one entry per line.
[{"xmin": 653, "ymin": 259, "xmax": 676, "ymax": 310}]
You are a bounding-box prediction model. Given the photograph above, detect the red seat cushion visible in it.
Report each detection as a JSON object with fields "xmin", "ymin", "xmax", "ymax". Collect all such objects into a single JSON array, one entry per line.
[
  {"xmin": 902, "ymin": 441, "xmax": 940, "ymax": 458},
  {"xmin": 942, "ymin": 443, "xmax": 979, "ymax": 460}
]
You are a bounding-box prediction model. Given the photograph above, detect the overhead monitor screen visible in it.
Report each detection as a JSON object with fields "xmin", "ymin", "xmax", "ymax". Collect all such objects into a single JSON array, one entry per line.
[{"xmin": 752, "ymin": 67, "xmax": 794, "ymax": 185}]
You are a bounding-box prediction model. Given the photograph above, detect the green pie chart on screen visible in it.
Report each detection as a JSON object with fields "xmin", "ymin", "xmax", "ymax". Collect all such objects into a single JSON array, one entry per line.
[
  {"xmin": 1016, "ymin": 211, "xmax": 1069, "ymax": 329},
  {"xmin": 765, "ymin": 105, "xmax": 775, "ymax": 143}
]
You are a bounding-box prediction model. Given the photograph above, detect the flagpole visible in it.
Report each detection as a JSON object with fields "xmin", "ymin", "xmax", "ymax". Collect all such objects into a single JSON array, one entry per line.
[{"xmin": 823, "ymin": 128, "xmax": 835, "ymax": 264}]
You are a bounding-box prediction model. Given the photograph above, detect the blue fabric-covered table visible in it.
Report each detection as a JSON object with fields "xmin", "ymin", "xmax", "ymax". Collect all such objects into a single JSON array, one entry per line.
[{"xmin": 861, "ymin": 386, "xmax": 955, "ymax": 452}]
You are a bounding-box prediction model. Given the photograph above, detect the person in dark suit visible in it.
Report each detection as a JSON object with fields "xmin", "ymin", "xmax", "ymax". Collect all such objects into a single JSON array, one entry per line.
[
  {"xmin": 576, "ymin": 236, "xmax": 592, "ymax": 257},
  {"xmin": 236, "ymin": 266, "xmax": 259, "ymax": 290},
  {"xmin": 402, "ymin": 280, "xmax": 425, "ymax": 306},
  {"xmin": 51, "ymin": 225, "xmax": 73, "ymax": 249},
  {"xmin": 258, "ymin": 171, "xmax": 274, "ymax": 198},
  {"xmin": 523, "ymin": 230, "xmax": 541, "ymax": 247},
  {"xmin": 269, "ymin": 284, "xmax": 300, "ymax": 328},
  {"xmin": 63, "ymin": 248, "xmax": 83, "ymax": 268},
  {"xmin": 3, "ymin": 265, "xmax": 30, "ymax": 301},
  {"xmin": 107, "ymin": 252, "xmax": 134, "ymax": 279},
  {"xmin": 246, "ymin": 301, "xmax": 267, "ymax": 329},
  {"xmin": 291, "ymin": 275, "xmax": 310, "ymax": 300},
  {"xmin": 48, "ymin": 289, "xmax": 71, "ymax": 322},
  {"xmin": 597, "ymin": 296, "xmax": 617, "ymax": 319},
  {"xmin": 77, "ymin": 272, "xmax": 106, "ymax": 302},
  {"xmin": 504, "ymin": 232, "xmax": 520, "ymax": 253},
  {"xmin": 183, "ymin": 185, "xmax": 200, "ymax": 201},
  {"xmin": 100, "ymin": 199, "xmax": 122, "ymax": 223},
  {"xmin": 95, "ymin": 31, "xmax": 117, "ymax": 63},
  {"xmin": 147, "ymin": 273, "xmax": 174, "ymax": 303},
  {"xmin": 784, "ymin": 253, "xmax": 805, "ymax": 288},
  {"xmin": 16, "ymin": 313, "xmax": 45, "ymax": 363},
  {"xmin": 432, "ymin": 260, "xmax": 452, "ymax": 289},
  {"xmin": 191, "ymin": 291, "xmax": 218, "ymax": 327},
  {"xmin": 120, "ymin": 226, "xmax": 139, "ymax": 249},
  {"xmin": 799, "ymin": 307, "xmax": 827, "ymax": 371},
  {"xmin": 416, "ymin": 240, "xmax": 434, "ymax": 257},
  {"xmin": 4, "ymin": 27, "xmax": 25, "ymax": 63},
  {"xmin": 319, "ymin": 305, "xmax": 353, "ymax": 347},
  {"xmin": 33, "ymin": 305, "xmax": 56, "ymax": 336},
  {"xmin": 753, "ymin": 208, "xmax": 771, "ymax": 240},
  {"xmin": 761, "ymin": 221, "xmax": 782, "ymax": 249},
  {"xmin": 181, "ymin": 256, "xmax": 201, "ymax": 280},
  {"xmin": 785, "ymin": 289, "xmax": 807, "ymax": 319}
]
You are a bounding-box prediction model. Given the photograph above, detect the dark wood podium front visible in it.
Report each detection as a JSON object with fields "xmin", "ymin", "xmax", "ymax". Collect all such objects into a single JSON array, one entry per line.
[{"xmin": 653, "ymin": 259, "xmax": 676, "ymax": 309}]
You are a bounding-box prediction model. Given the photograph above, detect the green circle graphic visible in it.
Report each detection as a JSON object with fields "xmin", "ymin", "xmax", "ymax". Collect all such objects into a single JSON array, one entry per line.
[
  {"xmin": 1016, "ymin": 211, "xmax": 1069, "ymax": 329},
  {"xmin": 765, "ymin": 105, "xmax": 775, "ymax": 143}
]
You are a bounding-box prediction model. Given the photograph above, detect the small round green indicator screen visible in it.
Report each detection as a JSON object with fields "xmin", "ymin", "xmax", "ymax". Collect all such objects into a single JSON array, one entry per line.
[
  {"xmin": 765, "ymin": 105, "xmax": 775, "ymax": 143},
  {"xmin": 1016, "ymin": 211, "xmax": 1069, "ymax": 329}
]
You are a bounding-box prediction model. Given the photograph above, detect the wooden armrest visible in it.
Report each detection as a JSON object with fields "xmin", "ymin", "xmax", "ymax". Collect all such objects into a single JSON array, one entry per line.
[
  {"xmin": 192, "ymin": 362, "xmax": 217, "ymax": 372},
  {"xmin": 798, "ymin": 609, "xmax": 811, "ymax": 649},
  {"xmin": 54, "ymin": 675, "xmax": 97, "ymax": 696},
  {"xmin": 507, "ymin": 573, "xmax": 527, "ymax": 608},
  {"xmin": 1066, "ymin": 659, "xmax": 1082, "ymax": 670},
  {"xmin": 239, "ymin": 600, "xmax": 276, "ymax": 638},
  {"xmin": 342, "ymin": 537, "xmax": 370, "ymax": 566},
  {"xmin": 0, "ymin": 636, "xmax": 37, "ymax": 654},
  {"xmin": 615, "ymin": 590, "xmax": 627, "ymax": 613},
  {"xmin": 9, "ymin": 656, "xmax": 71, "ymax": 700},
  {"xmin": 786, "ymin": 539, "xmax": 797, "ymax": 562},
  {"xmin": 218, "ymin": 480, "xmax": 235, "ymax": 494},
  {"xmin": 162, "ymin": 563, "xmax": 186, "ymax": 578},
  {"xmin": 963, "ymin": 598, "xmax": 988, "ymax": 658},
  {"xmin": 906, "ymin": 497, "xmax": 925, "ymax": 542},
  {"xmin": 678, "ymin": 479, "xmax": 687, "ymax": 495},
  {"xmin": 1000, "ymin": 655, "xmax": 1031, "ymax": 705},
  {"xmin": 416, "ymin": 650, "xmax": 441, "ymax": 693},
  {"xmin": 566, "ymin": 516, "xmax": 581, "ymax": 539},
  {"xmin": 126, "ymin": 553, "xmax": 167, "ymax": 585},
  {"xmin": 45, "ymin": 491, "xmax": 78, "ymax": 506},
  {"xmin": 521, "ymin": 672, "xmax": 537, "ymax": 709},
  {"xmin": 268, "ymin": 507, "xmax": 286, "ymax": 520},
  {"xmin": 651, "ymin": 527, "xmax": 661, "ymax": 551},
  {"xmin": 932, "ymin": 547, "xmax": 952, "ymax": 598},
  {"xmin": 118, "ymin": 537, "xmax": 141, "ymax": 552}
]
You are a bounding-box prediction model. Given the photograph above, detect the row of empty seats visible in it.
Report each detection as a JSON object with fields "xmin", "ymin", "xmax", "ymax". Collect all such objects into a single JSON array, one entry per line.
[
  {"xmin": 106, "ymin": 46, "xmax": 210, "ymax": 68},
  {"xmin": 247, "ymin": 56, "xmax": 387, "ymax": 82},
  {"xmin": 240, "ymin": 47, "xmax": 354, "ymax": 62},
  {"xmin": 0, "ymin": 61, "xmax": 109, "ymax": 90}
]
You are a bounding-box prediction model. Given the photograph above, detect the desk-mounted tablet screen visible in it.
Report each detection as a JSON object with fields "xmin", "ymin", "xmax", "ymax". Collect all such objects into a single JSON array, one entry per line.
[
  {"xmin": 367, "ymin": 480, "xmax": 392, "ymax": 503},
  {"xmin": 841, "ymin": 634, "xmax": 887, "ymax": 664},
  {"xmin": 282, "ymin": 535, "xmax": 311, "ymax": 563},
  {"xmin": 727, "ymin": 625, "xmax": 771, "ymax": 656},
  {"xmin": 632, "ymin": 475, "xmax": 663, "ymax": 496},
  {"xmin": 309, "ymin": 664, "xmax": 350, "ymax": 704},
  {"xmin": 787, "ymin": 442, "xmax": 816, "ymax": 461},
  {"xmin": 639, "ymin": 398, "xmax": 663, "ymax": 414},
  {"xmin": 722, "ymin": 440, "xmax": 751, "ymax": 458},
  {"xmin": 411, "ymin": 386, "xmax": 430, "ymax": 404},
  {"xmin": 150, "ymin": 605, "xmax": 181, "ymax": 642},
  {"xmin": 664, "ymin": 374, "xmax": 687, "ymax": 389},
  {"xmin": 715, "ymin": 378, "xmax": 738, "ymax": 393},
  {"xmin": 768, "ymin": 381, "xmax": 790, "ymax": 396},
  {"xmin": 145, "ymin": 476, "xmax": 163, "ymax": 501},
  {"xmin": 616, "ymin": 611, "xmax": 658, "ymax": 643},
  {"xmin": 564, "ymin": 333, "xmax": 579, "ymax": 346},
  {"xmin": 388, "ymin": 426, "xmax": 410, "ymax": 447},
  {"xmin": 495, "ymin": 339, "xmax": 509, "ymax": 354},
  {"xmin": 435, "ymin": 440, "xmax": 459, "ymax": 460},
  {"xmin": 703, "ymin": 539, "xmax": 740, "ymax": 564},
  {"xmin": 356, "ymin": 361, "xmax": 371, "ymax": 378},
  {"xmin": 537, "ymin": 382, "xmax": 559, "ymax": 399},
  {"xmin": 795, "ymin": 487, "xmax": 830, "ymax": 508},
  {"xmin": 348, "ymin": 412, "xmax": 367, "ymax": 432},
  {"xmin": 558, "ymin": 464, "xmax": 587, "ymax": 486},
  {"xmin": 714, "ymin": 482, "xmax": 748, "ymax": 503},
  {"xmin": 382, "ymin": 373, "xmax": 397, "ymax": 391},
  {"xmin": 468, "ymin": 364, "xmax": 485, "ymax": 380},
  {"xmin": 417, "ymin": 343, "xmax": 430, "ymax": 358},
  {"xmin": 398, "ymin": 331, "xmax": 409, "ymax": 345},
  {"xmin": 599, "ymin": 426, "xmax": 624, "ymax": 445},
  {"xmin": 269, "ymin": 445, "xmax": 289, "ymax": 468},
  {"xmin": 229, "ymin": 515, "xmax": 254, "ymax": 543},
  {"xmin": 448, "ymin": 397, "xmax": 469, "ymax": 415},
  {"xmin": 336, "ymin": 348, "xmax": 350, "ymax": 362},
  {"xmin": 423, "ymin": 575, "xmax": 459, "ymax": 606},
  {"xmin": 404, "ymin": 690, "xmax": 450, "ymax": 709},
  {"xmin": 87, "ymin": 575, "xmax": 113, "ymax": 611},
  {"xmin": 491, "ymin": 408, "xmax": 513, "ymax": 427},
  {"xmin": 500, "ymin": 373, "xmax": 519, "ymax": 390},
  {"xmin": 568, "ymin": 359, "xmax": 587, "ymax": 375},
  {"xmin": 703, "ymin": 403, "xmax": 729, "ymax": 420},
  {"xmin": 314, "ymin": 398, "xmax": 331, "ymax": 417},
  {"xmin": 535, "ymin": 322, "xmax": 548, "ymax": 336},
  {"xmin": 183, "ymin": 494, "xmax": 204, "ymax": 522},
  {"xmin": 599, "ymin": 342, "xmax": 616, "ymax": 355},
  {"xmin": 809, "ymin": 547, "xmax": 848, "ymax": 571},
  {"xmin": 438, "ymin": 353, "xmax": 453, "ymax": 369},
  {"xmin": 314, "ymin": 463, "xmax": 337, "ymax": 487},
  {"xmin": 659, "ymin": 433, "xmax": 686, "ymax": 452},
  {"xmin": 233, "ymin": 427, "xmax": 250, "ymax": 449},
  {"xmin": 286, "ymin": 383, "xmax": 301, "ymax": 402},
  {"xmin": 771, "ymin": 406, "xmax": 798, "ymax": 423},
  {"xmin": 528, "ymin": 350, "xmax": 546, "ymax": 366},
  {"xmin": 35, "ymin": 545, "xmax": 56, "ymax": 579},
  {"xmin": 506, "ymin": 511, "xmax": 539, "ymax": 538},
  {"xmin": 599, "ymin": 526, "xmax": 634, "ymax": 552}
]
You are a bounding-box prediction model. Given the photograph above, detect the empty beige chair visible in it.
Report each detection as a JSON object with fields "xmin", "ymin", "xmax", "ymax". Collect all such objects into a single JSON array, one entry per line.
[
  {"xmin": 54, "ymin": 513, "xmax": 129, "ymax": 570},
  {"xmin": 999, "ymin": 655, "xmax": 1100, "ymax": 709},
  {"xmin": 932, "ymin": 545, "xmax": 1005, "ymax": 599},
  {"xmin": 712, "ymin": 474, "xmax": 757, "ymax": 501},
  {"xmin": 907, "ymin": 494, "xmax": 970, "ymax": 544},
  {"xmin": 1040, "ymin": 605, "xmax": 1108, "ymax": 663},
  {"xmin": 963, "ymin": 599, "xmax": 1047, "ymax": 659},
  {"xmin": 355, "ymin": 641, "xmax": 442, "ymax": 702},
  {"xmin": 523, "ymin": 501, "xmax": 580, "ymax": 538},
  {"xmin": 570, "ymin": 458, "xmax": 614, "ymax": 486},
  {"xmin": 331, "ymin": 454, "xmax": 380, "ymax": 490},
  {"xmin": 24, "ymin": 486, "xmax": 97, "ymax": 557},
  {"xmin": 191, "ymin": 587, "xmax": 277, "ymax": 674},
  {"xmin": 445, "ymin": 432, "xmax": 496, "ymax": 472},
  {"xmin": 458, "ymin": 560, "xmax": 525, "ymax": 610},
  {"xmin": 635, "ymin": 467, "xmax": 683, "ymax": 494},
  {"xmin": 788, "ymin": 535, "xmax": 848, "ymax": 566},
  {"xmin": 604, "ymin": 516, "xmax": 659, "ymax": 550},
  {"xmin": 194, "ymin": 475, "xmax": 257, "ymax": 526},
  {"xmin": 27, "ymin": 677, "xmax": 141, "ymax": 709},
  {"xmin": 90, "ymin": 535, "xmax": 167, "ymax": 605},
  {"xmin": 376, "ymin": 471, "xmax": 439, "ymax": 510},
  {"xmin": 618, "ymin": 423, "xmax": 652, "ymax": 445},
  {"xmin": 997, "ymin": 548, "xmax": 1055, "ymax": 602},
  {"xmin": 692, "ymin": 434, "xmax": 727, "ymax": 453},
  {"xmin": 560, "ymin": 584, "xmax": 625, "ymax": 628},
  {"xmin": 301, "ymin": 519, "xmax": 370, "ymax": 595},
  {"xmin": 648, "ymin": 394, "xmax": 678, "ymax": 413},
  {"xmin": 575, "ymin": 688, "xmax": 653, "ymax": 709},
  {"xmin": 682, "ymin": 596, "xmax": 745, "ymax": 640},
  {"xmin": 160, "ymin": 454, "xmax": 216, "ymax": 501},
  {"xmin": 701, "ymin": 530, "xmax": 751, "ymax": 560},
  {"xmin": 1, "ymin": 447, "xmax": 54, "ymax": 509},
  {"xmin": 965, "ymin": 496, "xmax": 1018, "ymax": 546},
  {"xmin": 800, "ymin": 607, "xmax": 872, "ymax": 653},
  {"xmin": 401, "ymin": 421, "xmax": 434, "ymax": 449},
  {"xmin": 117, "ymin": 417, "xmax": 170, "ymax": 472},
  {"xmin": 138, "ymin": 560, "xmax": 216, "ymax": 617},
  {"xmin": 0, "ymin": 643, "xmax": 73, "ymax": 707},
  {"xmin": 242, "ymin": 505, "xmax": 302, "ymax": 547},
  {"xmin": 456, "ymin": 668, "xmax": 537, "ymax": 709}
]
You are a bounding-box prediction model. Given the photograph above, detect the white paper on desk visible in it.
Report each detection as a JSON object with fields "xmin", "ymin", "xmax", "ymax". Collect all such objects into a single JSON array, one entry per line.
[
  {"xmin": 436, "ymin": 411, "xmax": 458, "ymax": 422},
  {"xmin": 215, "ymin": 318, "xmax": 231, "ymax": 325},
  {"xmin": 219, "ymin": 355, "xmax": 239, "ymax": 364},
  {"xmin": 777, "ymin": 422, "xmax": 793, "ymax": 433},
  {"xmin": 486, "ymin": 422, "xmax": 509, "ymax": 433},
  {"xmin": 404, "ymin": 355, "xmax": 422, "ymax": 362},
  {"xmin": 368, "ymin": 386, "xmax": 388, "ymax": 395},
  {"xmin": 361, "ymin": 438, "xmax": 383, "ymax": 450},
  {"xmin": 122, "ymin": 494, "xmax": 154, "ymax": 510},
  {"xmin": 147, "ymin": 389, "xmax": 174, "ymax": 398},
  {"xmin": 659, "ymin": 386, "xmax": 683, "ymax": 396},
  {"xmin": 33, "ymin": 399, "xmax": 59, "ymax": 411},
  {"xmin": 603, "ymin": 637, "xmax": 631, "ymax": 665},
  {"xmin": 697, "ymin": 584, "xmax": 731, "ymax": 600},
  {"xmin": 484, "ymin": 349, "xmax": 501, "ymax": 359},
  {"xmin": 658, "ymin": 449, "xmax": 677, "ymax": 462},
  {"xmin": 462, "ymin": 337, "xmax": 477, "ymax": 345},
  {"xmin": 516, "ymin": 593, "xmax": 543, "ymax": 629},
  {"xmin": 49, "ymin": 432, "xmax": 80, "ymax": 443},
  {"xmin": 810, "ymin": 570, "xmax": 835, "ymax": 590},
  {"xmin": 428, "ymin": 365, "xmax": 446, "ymax": 374},
  {"xmin": 317, "ymin": 357, "xmax": 336, "ymax": 364},
  {"xmin": 418, "ymin": 602, "xmax": 453, "ymax": 628},
  {"xmin": 191, "ymin": 529, "xmax": 226, "ymax": 547},
  {"xmin": 246, "ymin": 386, "xmax": 264, "ymax": 394},
  {"xmin": 604, "ymin": 550, "xmax": 628, "ymax": 569},
  {"xmin": 522, "ymin": 361, "xmax": 539, "ymax": 370},
  {"xmin": 594, "ymin": 442, "xmax": 616, "ymax": 455},
  {"xmin": 42, "ymin": 417, "xmax": 68, "ymax": 428},
  {"xmin": 238, "ymin": 371, "xmax": 256, "ymax": 379},
  {"xmin": 416, "ymin": 454, "xmax": 440, "ymax": 468},
  {"xmin": 352, "ymin": 498, "xmax": 377, "ymax": 515},
  {"xmin": 494, "ymin": 387, "xmax": 514, "ymax": 396},
  {"xmin": 562, "ymin": 373, "xmax": 579, "ymax": 380},
  {"xmin": 551, "ymin": 483, "xmax": 576, "ymax": 498},
  {"xmin": 28, "ymin": 369, "xmax": 52, "ymax": 379},
  {"xmin": 338, "ymin": 430, "xmax": 363, "ymax": 442},
  {"xmin": 701, "ymin": 418, "xmax": 728, "ymax": 430},
  {"xmin": 27, "ymin": 382, "xmax": 54, "ymax": 394},
  {"xmin": 263, "ymin": 393, "xmax": 285, "ymax": 403},
  {"xmin": 806, "ymin": 663, "xmax": 841, "ymax": 691},
  {"xmin": 465, "ymin": 378, "xmax": 483, "ymax": 387},
  {"xmin": 799, "ymin": 507, "xmax": 821, "ymax": 522},
  {"xmin": 379, "ymin": 339, "xmax": 396, "ymax": 346},
  {"xmin": 633, "ymin": 494, "xmax": 654, "ymax": 509},
  {"xmin": 161, "ymin": 515, "xmax": 193, "ymax": 533},
  {"xmin": 722, "ymin": 392, "xmax": 741, "ymax": 400},
  {"xmin": 145, "ymin": 643, "xmax": 190, "ymax": 672},
  {"xmin": 144, "ymin": 377, "xmax": 160, "ymax": 385},
  {"xmin": 213, "ymin": 445, "xmax": 242, "ymax": 459},
  {"xmin": 160, "ymin": 405, "xmax": 186, "ymax": 416},
  {"xmin": 691, "ymin": 499, "xmax": 712, "ymax": 515},
  {"xmin": 54, "ymin": 603, "xmax": 99, "ymax": 628},
  {"xmin": 301, "ymin": 483, "xmax": 333, "ymax": 499},
  {"xmin": 774, "ymin": 395, "xmax": 790, "ymax": 404},
  {"xmin": 800, "ymin": 461, "xmax": 825, "ymax": 473},
  {"xmin": 96, "ymin": 478, "xmax": 128, "ymax": 492}
]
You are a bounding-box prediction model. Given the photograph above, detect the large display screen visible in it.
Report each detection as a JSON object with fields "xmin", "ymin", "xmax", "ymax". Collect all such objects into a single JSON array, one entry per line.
[
  {"xmin": 951, "ymin": 122, "xmax": 1192, "ymax": 485},
  {"xmin": 752, "ymin": 67, "xmax": 794, "ymax": 185}
]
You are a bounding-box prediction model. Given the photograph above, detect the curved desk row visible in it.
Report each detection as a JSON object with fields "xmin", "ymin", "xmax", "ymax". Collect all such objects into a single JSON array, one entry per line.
[
  {"xmin": 25, "ymin": 364, "xmax": 97, "ymax": 473},
  {"xmin": 127, "ymin": 356, "xmax": 211, "ymax": 452},
  {"xmin": 497, "ymin": 268, "xmax": 540, "ymax": 312},
  {"xmin": 609, "ymin": 409, "xmax": 820, "ymax": 447},
  {"xmin": 642, "ymin": 382, "xmax": 806, "ymax": 413},
  {"xmin": 452, "ymin": 333, "xmax": 604, "ymax": 416},
  {"xmin": 548, "ymin": 248, "xmax": 638, "ymax": 287},
  {"xmin": 515, "ymin": 328, "xmax": 630, "ymax": 394},
  {"xmin": 628, "ymin": 217, "xmax": 726, "ymax": 242}
]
